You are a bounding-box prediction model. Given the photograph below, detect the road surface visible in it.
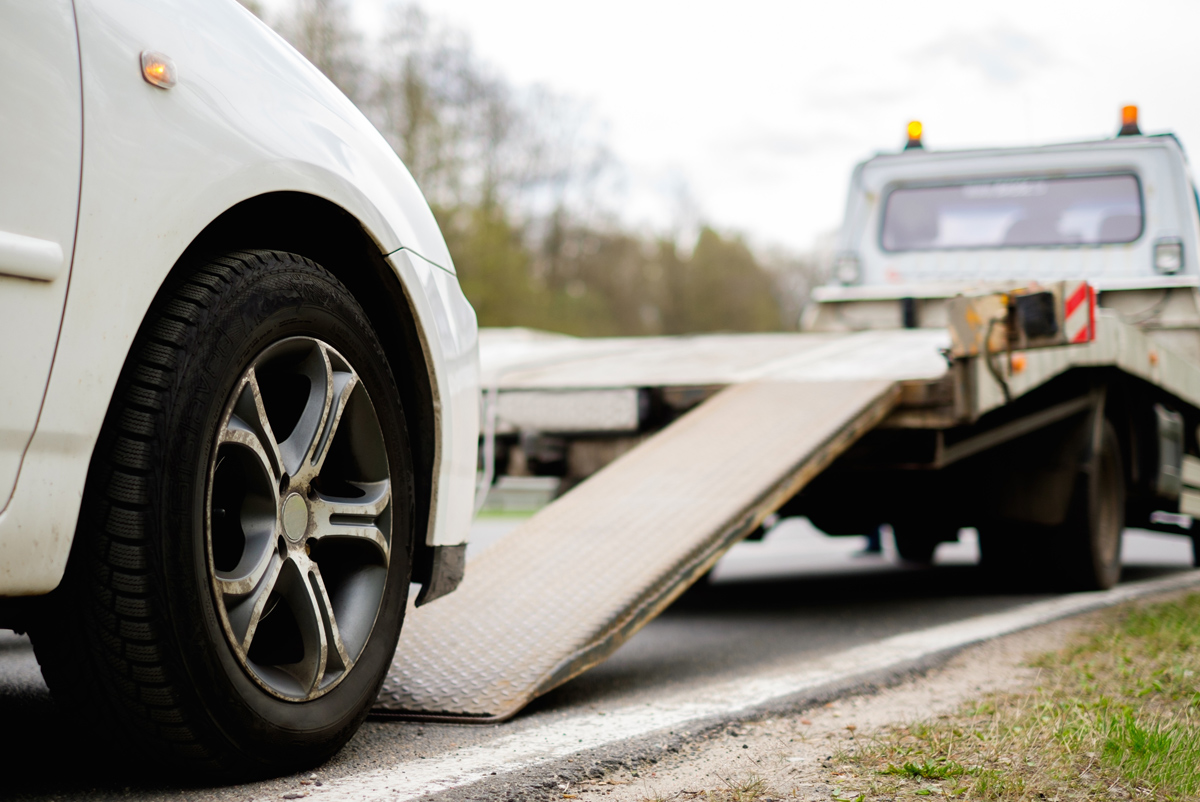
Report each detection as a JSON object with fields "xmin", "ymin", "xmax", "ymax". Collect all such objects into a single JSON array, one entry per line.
[{"xmin": 1, "ymin": 518, "xmax": 1193, "ymax": 800}]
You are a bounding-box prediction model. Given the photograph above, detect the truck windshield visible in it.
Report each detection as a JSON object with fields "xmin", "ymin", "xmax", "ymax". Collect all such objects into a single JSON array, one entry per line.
[{"xmin": 881, "ymin": 174, "xmax": 1143, "ymax": 251}]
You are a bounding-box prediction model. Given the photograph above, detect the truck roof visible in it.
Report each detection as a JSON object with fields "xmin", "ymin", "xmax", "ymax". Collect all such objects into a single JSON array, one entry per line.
[{"xmin": 859, "ymin": 131, "xmax": 1187, "ymax": 170}]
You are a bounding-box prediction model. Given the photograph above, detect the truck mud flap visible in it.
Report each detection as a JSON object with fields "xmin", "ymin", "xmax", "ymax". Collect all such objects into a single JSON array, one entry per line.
[{"xmin": 372, "ymin": 379, "xmax": 900, "ymax": 721}]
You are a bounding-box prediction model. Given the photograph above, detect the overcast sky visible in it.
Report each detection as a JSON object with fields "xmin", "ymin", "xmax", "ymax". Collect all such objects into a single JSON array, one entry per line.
[{"xmin": 285, "ymin": 0, "xmax": 1200, "ymax": 253}]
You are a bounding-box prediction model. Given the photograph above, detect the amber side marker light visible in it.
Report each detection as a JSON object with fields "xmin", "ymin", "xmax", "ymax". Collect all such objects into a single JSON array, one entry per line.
[
  {"xmin": 904, "ymin": 120, "xmax": 923, "ymax": 150},
  {"xmin": 141, "ymin": 51, "xmax": 177, "ymax": 89},
  {"xmin": 1118, "ymin": 104, "xmax": 1141, "ymax": 137}
]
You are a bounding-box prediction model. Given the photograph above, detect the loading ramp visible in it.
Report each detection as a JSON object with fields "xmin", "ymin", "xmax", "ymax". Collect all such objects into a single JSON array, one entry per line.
[{"xmin": 374, "ymin": 379, "xmax": 898, "ymax": 719}]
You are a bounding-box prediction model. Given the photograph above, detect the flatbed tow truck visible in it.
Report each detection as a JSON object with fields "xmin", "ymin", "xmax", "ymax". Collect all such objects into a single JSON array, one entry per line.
[{"xmin": 372, "ymin": 108, "xmax": 1200, "ymax": 722}]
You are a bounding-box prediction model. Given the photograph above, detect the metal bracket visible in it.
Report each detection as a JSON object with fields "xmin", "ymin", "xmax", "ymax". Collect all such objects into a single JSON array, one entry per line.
[{"xmin": 914, "ymin": 390, "xmax": 1103, "ymax": 470}]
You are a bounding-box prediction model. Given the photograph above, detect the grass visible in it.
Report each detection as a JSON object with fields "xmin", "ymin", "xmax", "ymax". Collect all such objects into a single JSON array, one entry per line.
[
  {"xmin": 633, "ymin": 593, "xmax": 1200, "ymax": 802},
  {"xmin": 634, "ymin": 770, "xmax": 771, "ymax": 802},
  {"xmin": 841, "ymin": 592, "xmax": 1200, "ymax": 800},
  {"xmin": 710, "ymin": 771, "xmax": 771, "ymax": 801},
  {"xmin": 473, "ymin": 509, "xmax": 539, "ymax": 519},
  {"xmin": 879, "ymin": 759, "xmax": 973, "ymax": 780}
]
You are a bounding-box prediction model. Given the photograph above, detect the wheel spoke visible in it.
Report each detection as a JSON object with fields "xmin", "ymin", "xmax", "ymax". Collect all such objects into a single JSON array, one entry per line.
[
  {"xmin": 280, "ymin": 345, "xmax": 358, "ymax": 482},
  {"xmin": 219, "ymin": 369, "xmax": 284, "ymax": 483},
  {"xmin": 295, "ymin": 564, "xmax": 332, "ymax": 695},
  {"xmin": 308, "ymin": 368, "xmax": 356, "ymax": 478},
  {"xmin": 308, "ymin": 563, "xmax": 352, "ymax": 681},
  {"xmin": 309, "ymin": 480, "xmax": 391, "ymax": 565},
  {"xmin": 276, "ymin": 347, "xmax": 329, "ymax": 478},
  {"xmin": 214, "ymin": 529, "xmax": 279, "ymax": 597},
  {"xmin": 219, "ymin": 551, "xmax": 284, "ymax": 652}
]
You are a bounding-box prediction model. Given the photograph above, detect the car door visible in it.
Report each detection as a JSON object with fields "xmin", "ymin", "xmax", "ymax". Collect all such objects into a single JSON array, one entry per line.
[{"xmin": 0, "ymin": 1, "xmax": 83, "ymax": 510}]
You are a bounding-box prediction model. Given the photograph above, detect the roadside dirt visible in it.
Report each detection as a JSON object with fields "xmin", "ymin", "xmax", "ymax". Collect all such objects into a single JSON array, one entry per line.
[{"xmin": 562, "ymin": 613, "xmax": 1101, "ymax": 802}]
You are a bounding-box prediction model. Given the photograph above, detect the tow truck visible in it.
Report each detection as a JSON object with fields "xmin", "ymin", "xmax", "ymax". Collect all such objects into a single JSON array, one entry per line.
[{"xmin": 374, "ymin": 106, "xmax": 1200, "ymax": 722}]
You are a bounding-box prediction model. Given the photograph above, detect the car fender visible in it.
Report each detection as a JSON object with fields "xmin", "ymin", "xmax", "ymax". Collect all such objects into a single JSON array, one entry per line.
[{"xmin": 0, "ymin": 0, "xmax": 476, "ymax": 595}]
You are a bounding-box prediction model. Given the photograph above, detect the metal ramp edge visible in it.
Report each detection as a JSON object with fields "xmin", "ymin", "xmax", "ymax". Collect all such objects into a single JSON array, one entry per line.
[{"xmin": 373, "ymin": 379, "xmax": 901, "ymax": 721}]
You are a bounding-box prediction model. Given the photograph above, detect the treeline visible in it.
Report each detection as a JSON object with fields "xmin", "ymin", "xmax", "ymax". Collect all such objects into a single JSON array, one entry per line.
[{"xmin": 242, "ymin": 0, "xmax": 813, "ymax": 335}]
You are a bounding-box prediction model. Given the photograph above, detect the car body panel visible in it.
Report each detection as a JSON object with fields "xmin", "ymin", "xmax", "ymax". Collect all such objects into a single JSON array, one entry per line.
[
  {"xmin": 389, "ymin": 249, "xmax": 480, "ymax": 547},
  {"xmin": 0, "ymin": 0, "xmax": 82, "ymax": 511},
  {"xmin": 0, "ymin": 0, "xmax": 477, "ymax": 595}
]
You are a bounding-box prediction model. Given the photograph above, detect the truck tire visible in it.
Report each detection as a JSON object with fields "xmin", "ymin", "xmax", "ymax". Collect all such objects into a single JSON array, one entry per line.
[
  {"xmin": 891, "ymin": 524, "xmax": 957, "ymax": 565},
  {"xmin": 976, "ymin": 521, "xmax": 1035, "ymax": 588},
  {"xmin": 1054, "ymin": 420, "xmax": 1124, "ymax": 590},
  {"xmin": 29, "ymin": 251, "xmax": 414, "ymax": 779}
]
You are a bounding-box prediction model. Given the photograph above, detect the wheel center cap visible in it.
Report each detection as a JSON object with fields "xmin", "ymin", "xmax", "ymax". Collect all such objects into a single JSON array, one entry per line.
[{"xmin": 282, "ymin": 493, "xmax": 309, "ymax": 542}]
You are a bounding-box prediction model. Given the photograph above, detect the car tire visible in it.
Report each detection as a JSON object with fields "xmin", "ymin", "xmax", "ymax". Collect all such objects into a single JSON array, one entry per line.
[
  {"xmin": 30, "ymin": 250, "xmax": 414, "ymax": 779},
  {"xmin": 1053, "ymin": 419, "xmax": 1124, "ymax": 591}
]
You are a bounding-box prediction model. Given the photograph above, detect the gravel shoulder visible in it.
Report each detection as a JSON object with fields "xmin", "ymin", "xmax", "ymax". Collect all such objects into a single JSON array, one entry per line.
[{"xmin": 569, "ymin": 608, "xmax": 1119, "ymax": 802}]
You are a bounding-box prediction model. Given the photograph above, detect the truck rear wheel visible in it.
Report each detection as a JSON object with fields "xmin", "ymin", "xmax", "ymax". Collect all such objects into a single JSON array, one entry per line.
[
  {"xmin": 1055, "ymin": 420, "xmax": 1124, "ymax": 591},
  {"xmin": 891, "ymin": 524, "xmax": 956, "ymax": 565},
  {"xmin": 977, "ymin": 522, "xmax": 1035, "ymax": 588}
]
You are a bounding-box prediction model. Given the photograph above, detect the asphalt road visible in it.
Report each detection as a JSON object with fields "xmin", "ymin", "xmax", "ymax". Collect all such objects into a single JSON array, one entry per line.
[{"xmin": 1, "ymin": 518, "xmax": 1193, "ymax": 800}]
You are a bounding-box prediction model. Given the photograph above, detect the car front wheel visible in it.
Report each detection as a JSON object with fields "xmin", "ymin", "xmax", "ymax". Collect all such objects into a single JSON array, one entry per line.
[{"xmin": 31, "ymin": 250, "xmax": 413, "ymax": 779}]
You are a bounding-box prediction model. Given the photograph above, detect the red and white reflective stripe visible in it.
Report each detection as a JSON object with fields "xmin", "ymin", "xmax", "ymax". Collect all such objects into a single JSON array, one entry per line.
[{"xmin": 1063, "ymin": 281, "xmax": 1095, "ymax": 344}]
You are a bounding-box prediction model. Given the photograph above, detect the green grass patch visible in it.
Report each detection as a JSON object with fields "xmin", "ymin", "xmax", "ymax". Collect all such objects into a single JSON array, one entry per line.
[
  {"xmin": 880, "ymin": 758, "xmax": 974, "ymax": 780},
  {"xmin": 841, "ymin": 592, "xmax": 1200, "ymax": 800},
  {"xmin": 1100, "ymin": 708, "xmax": 1200, "ymax": 795},
  {"xmin": 472, "ymin": 509, "xmax": 539, "ymax": 520}
]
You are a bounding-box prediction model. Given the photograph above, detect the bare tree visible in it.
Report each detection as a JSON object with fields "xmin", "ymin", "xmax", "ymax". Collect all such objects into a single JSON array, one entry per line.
[
  {"xmin": 263, "ymin": 0, "xmax": 792, "ymax": 337},
  {"xmin": 277, "ymin": 0, "xmax": 365, "ymax": 103},
  {"xmin": 759, "ymin": 247, "xmax": 821, "ymax": 330},
  {"xmin": 367, "ymin": 4, "xmax": 610, "ymax": 220},
  {"xmin": 235, "ymin": 0, "xmax": 265, "ymax": 18}
]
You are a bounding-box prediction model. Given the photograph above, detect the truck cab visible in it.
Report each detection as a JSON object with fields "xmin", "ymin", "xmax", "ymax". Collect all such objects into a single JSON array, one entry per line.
[
  {"xmin": 791, "ymin": 112, "xmax": 1200, "ymax": 583},
  {"xmin": 807, "ymin": 120, "xmax": 1200, "ymax": 366}
]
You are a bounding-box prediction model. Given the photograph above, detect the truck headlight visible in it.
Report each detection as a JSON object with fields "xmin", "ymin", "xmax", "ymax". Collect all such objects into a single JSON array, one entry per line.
[{"xmin": 1154, "ymin": 237, "xmax": 1183, "ymax": 274}]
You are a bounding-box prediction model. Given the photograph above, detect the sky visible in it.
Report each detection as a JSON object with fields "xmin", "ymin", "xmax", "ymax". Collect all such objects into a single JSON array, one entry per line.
[{"xmin": 270, "ymin": 0, "xmax": 1200, "ymax": 254}]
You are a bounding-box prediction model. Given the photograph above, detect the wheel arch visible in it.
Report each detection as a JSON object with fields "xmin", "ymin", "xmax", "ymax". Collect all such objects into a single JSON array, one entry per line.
[
  {"xmin": 1105, "ymin": 367, "xmax": 1200, "ymax": 531},
  {"xmin": 177, "ymin": 191, "xmax": 439, "ymax": 580}
]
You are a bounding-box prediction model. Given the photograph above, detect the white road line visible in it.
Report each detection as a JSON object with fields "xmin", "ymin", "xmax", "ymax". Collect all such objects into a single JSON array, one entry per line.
[{"xmin": 317, "ymin": 571, "xmax": 1200, "ymax": 801}]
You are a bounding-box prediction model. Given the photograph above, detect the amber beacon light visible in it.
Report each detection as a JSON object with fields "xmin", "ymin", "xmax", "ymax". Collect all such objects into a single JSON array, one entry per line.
[
  {"xmin": 140, "ymin": 51, "xmax": 177, "ymax": 89},
  {"xmin": 1118, "ymin": 104, "xmax": 1141, "ymax": 137},
  {"xmin": 904, "ymin": 120, "xmax": 923, "ymax": 150}
]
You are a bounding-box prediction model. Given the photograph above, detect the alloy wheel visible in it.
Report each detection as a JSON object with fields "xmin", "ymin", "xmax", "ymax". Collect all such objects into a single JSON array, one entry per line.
[{"xmin": 206, "ymin": 336, "xmax": 392, "ymax": 701}]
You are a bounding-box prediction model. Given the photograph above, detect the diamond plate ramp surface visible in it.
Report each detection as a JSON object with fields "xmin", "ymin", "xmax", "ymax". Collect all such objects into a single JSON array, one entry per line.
[{"xmin": 374, "ymin": 379, "xmax": 899, "ymax": 720}]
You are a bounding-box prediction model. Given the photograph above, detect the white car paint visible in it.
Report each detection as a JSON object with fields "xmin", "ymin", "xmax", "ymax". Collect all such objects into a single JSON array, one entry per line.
[
  {"xmin": 0, "ymin": 1, "xmax": 82, "ymax": 515},
  {"xmin": 837, "ymin": 136, "xmax": 1200, "ymax": 286},
  {"xmin": 389, "ymin": 248, "xmax": 480, "ymax": 558},
  {"xmin": 0, "ymin": 0, "xmax": 479, "ymax": 595}
]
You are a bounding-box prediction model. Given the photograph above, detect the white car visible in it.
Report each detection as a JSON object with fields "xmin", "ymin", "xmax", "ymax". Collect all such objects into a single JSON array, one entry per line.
[{"xmin": 0, "ymin": 0, "xmax": 479, "ymax": 778}]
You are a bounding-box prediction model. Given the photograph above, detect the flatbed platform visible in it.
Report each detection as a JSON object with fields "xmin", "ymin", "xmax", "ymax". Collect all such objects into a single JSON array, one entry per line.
[{"xmin": 479, "ymin": 327, "xmax": 951, "ymax": 390}]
